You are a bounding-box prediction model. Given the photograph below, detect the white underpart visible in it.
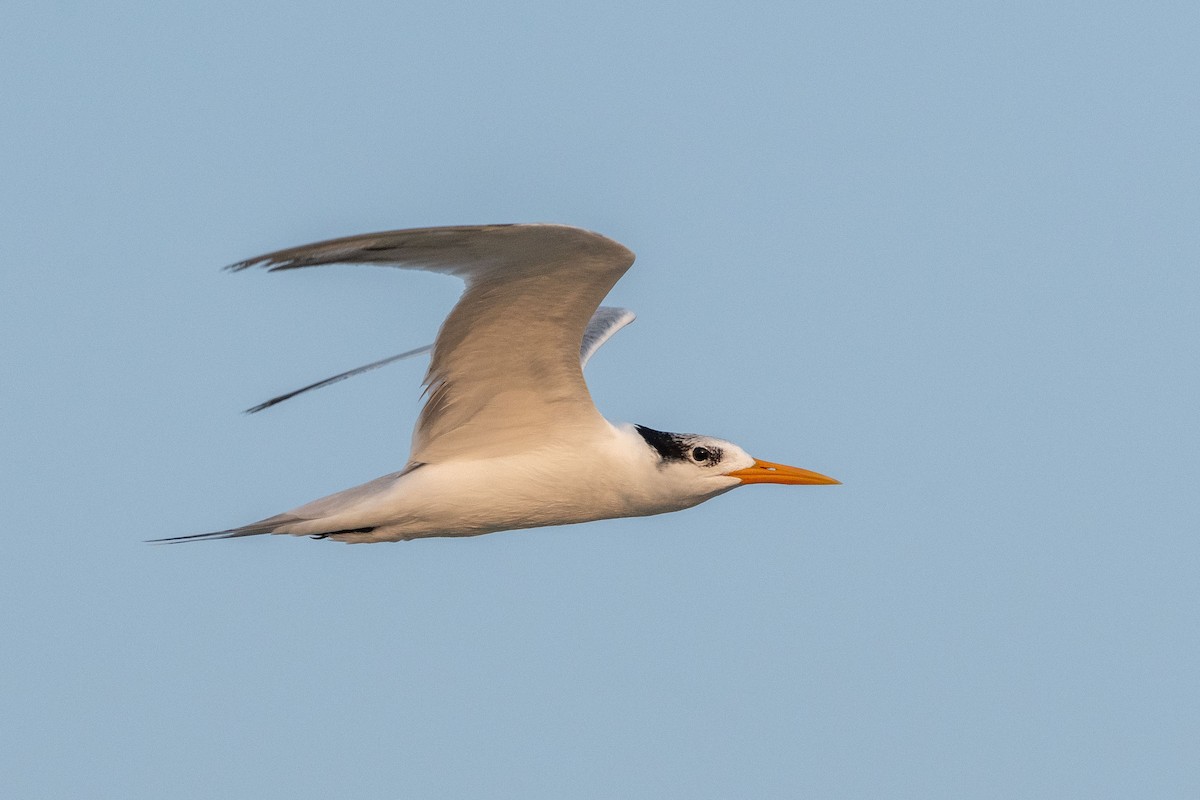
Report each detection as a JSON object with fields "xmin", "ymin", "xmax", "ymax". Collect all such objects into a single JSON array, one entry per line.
[{"xmin": 271, "ymin": 425, "xmax": 747, "ymax": 543}]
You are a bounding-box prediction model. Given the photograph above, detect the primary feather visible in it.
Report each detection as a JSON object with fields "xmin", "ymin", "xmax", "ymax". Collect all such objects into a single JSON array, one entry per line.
[{"xmin": 246, "ymin": 306, "xmax": 635, "ymax": 414}]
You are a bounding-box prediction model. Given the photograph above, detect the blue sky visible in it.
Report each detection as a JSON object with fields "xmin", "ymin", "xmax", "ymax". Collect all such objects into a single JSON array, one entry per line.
[{"xmin": 3, "ymin": 1, "xmax": 1198, "ymax": 797}]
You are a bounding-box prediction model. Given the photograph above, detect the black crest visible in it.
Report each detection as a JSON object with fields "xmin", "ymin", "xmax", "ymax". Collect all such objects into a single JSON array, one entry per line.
[{"xmin": 634, "ymin": 425, "xmax": 692, "ymax": 462}]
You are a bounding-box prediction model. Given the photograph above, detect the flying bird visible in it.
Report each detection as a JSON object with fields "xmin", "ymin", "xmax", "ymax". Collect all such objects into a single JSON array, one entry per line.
[{"xmin": 155, "ymin": 224, "xmax": 838, "ymax": 544}]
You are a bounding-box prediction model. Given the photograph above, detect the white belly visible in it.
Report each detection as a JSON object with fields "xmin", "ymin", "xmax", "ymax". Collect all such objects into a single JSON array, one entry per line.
[{"xmin": 271, "ymin": 423, "xmax": 738, "ymax": 543}]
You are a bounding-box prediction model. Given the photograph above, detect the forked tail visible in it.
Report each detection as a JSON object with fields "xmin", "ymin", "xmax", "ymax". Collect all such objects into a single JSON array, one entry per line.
[{"xmin": 148, "ymin": 513, "xmax": 375, "ymax": 544}]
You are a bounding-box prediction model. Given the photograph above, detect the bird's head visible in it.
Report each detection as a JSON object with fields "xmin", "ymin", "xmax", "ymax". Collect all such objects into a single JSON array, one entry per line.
[{"xmin": 632, "ymin": 424, "xmax": 839, "ymax": 505}]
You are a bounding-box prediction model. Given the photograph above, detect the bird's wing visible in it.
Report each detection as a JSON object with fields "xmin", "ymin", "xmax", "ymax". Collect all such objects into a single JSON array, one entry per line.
[
  {"xmin": 580, "ymin": 306, "xmax": 637, "ymax": 366},
  {"xmin": 245, "ymin": 306, "xmax": 635, "ymax": 414},
  {"xmin": 230, "ymin": 224, "xmax": 635, "ymax": 462}
]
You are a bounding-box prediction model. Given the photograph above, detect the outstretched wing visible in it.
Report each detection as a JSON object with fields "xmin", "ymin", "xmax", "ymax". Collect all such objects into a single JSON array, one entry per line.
[
  {"xmin": 246, "ymin": 306, "xmax": 635, "ymax": 414},
  {"xmin": 230, "ymin": 224, "xmax": 636, "ymax": 462}
]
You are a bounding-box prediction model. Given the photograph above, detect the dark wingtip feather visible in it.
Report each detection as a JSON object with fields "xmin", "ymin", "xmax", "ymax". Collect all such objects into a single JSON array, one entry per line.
[
  {"xmin": 244, "ymin": 345, "xmax": 433, "ymax": 414},
  {"xmin": 225, "ymin": 257, "xmax": 321, "ymax": 273},
  {"xmin": 244, "ymin": 388, "xmax": 304, "ymax": 415},
  {"xmin": 223, "ymin": 257, "xmax": 273, "ymax": 273}
]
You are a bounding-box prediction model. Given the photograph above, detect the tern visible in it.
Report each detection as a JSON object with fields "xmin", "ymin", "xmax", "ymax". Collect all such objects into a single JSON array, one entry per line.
[{"xmin": 156, "ymin": 224, "xmax": 838, "ymax": 544}]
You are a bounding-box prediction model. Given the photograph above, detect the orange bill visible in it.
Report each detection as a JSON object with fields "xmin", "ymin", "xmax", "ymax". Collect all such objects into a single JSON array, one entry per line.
[{"xmin": 726, "ymin": 458, "xmax": 840, "ymax": 486}]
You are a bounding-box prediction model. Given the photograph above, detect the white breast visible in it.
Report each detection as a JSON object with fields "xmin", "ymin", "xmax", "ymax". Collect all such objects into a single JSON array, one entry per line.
[{"xmin": 303, "ymin": 423, "xmax": 729, "ymax": 543}]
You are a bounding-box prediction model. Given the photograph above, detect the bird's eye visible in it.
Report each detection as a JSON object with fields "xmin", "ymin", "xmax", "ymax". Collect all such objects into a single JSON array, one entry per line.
[{"xmin": 691, "ymin": 446, "xmax": 711, "ymax": 463}]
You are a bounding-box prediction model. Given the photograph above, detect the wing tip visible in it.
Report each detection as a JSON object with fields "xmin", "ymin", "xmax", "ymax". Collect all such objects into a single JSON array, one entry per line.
[
  {"xmin": 243, "ymin": 396, "xmax": 284, "ymax": 414},
  {"xmin": 223, "ymin": 257, "xmax": 259, "ymax": 272},
  {"xmin": 223, "ymin": 257, "xmax": 288, "ymax": 273}
]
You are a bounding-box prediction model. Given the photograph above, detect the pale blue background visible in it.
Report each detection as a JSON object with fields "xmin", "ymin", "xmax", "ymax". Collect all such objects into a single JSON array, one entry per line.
[{"xmin": 3, "ymin": 2, "xmax": 1198, "ymax": 797}]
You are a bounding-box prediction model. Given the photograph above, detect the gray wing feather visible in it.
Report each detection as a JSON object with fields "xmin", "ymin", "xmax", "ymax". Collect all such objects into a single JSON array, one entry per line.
[{"xmin": 580, "ymin": 306, "xmax": 636, "ymax": 366}]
